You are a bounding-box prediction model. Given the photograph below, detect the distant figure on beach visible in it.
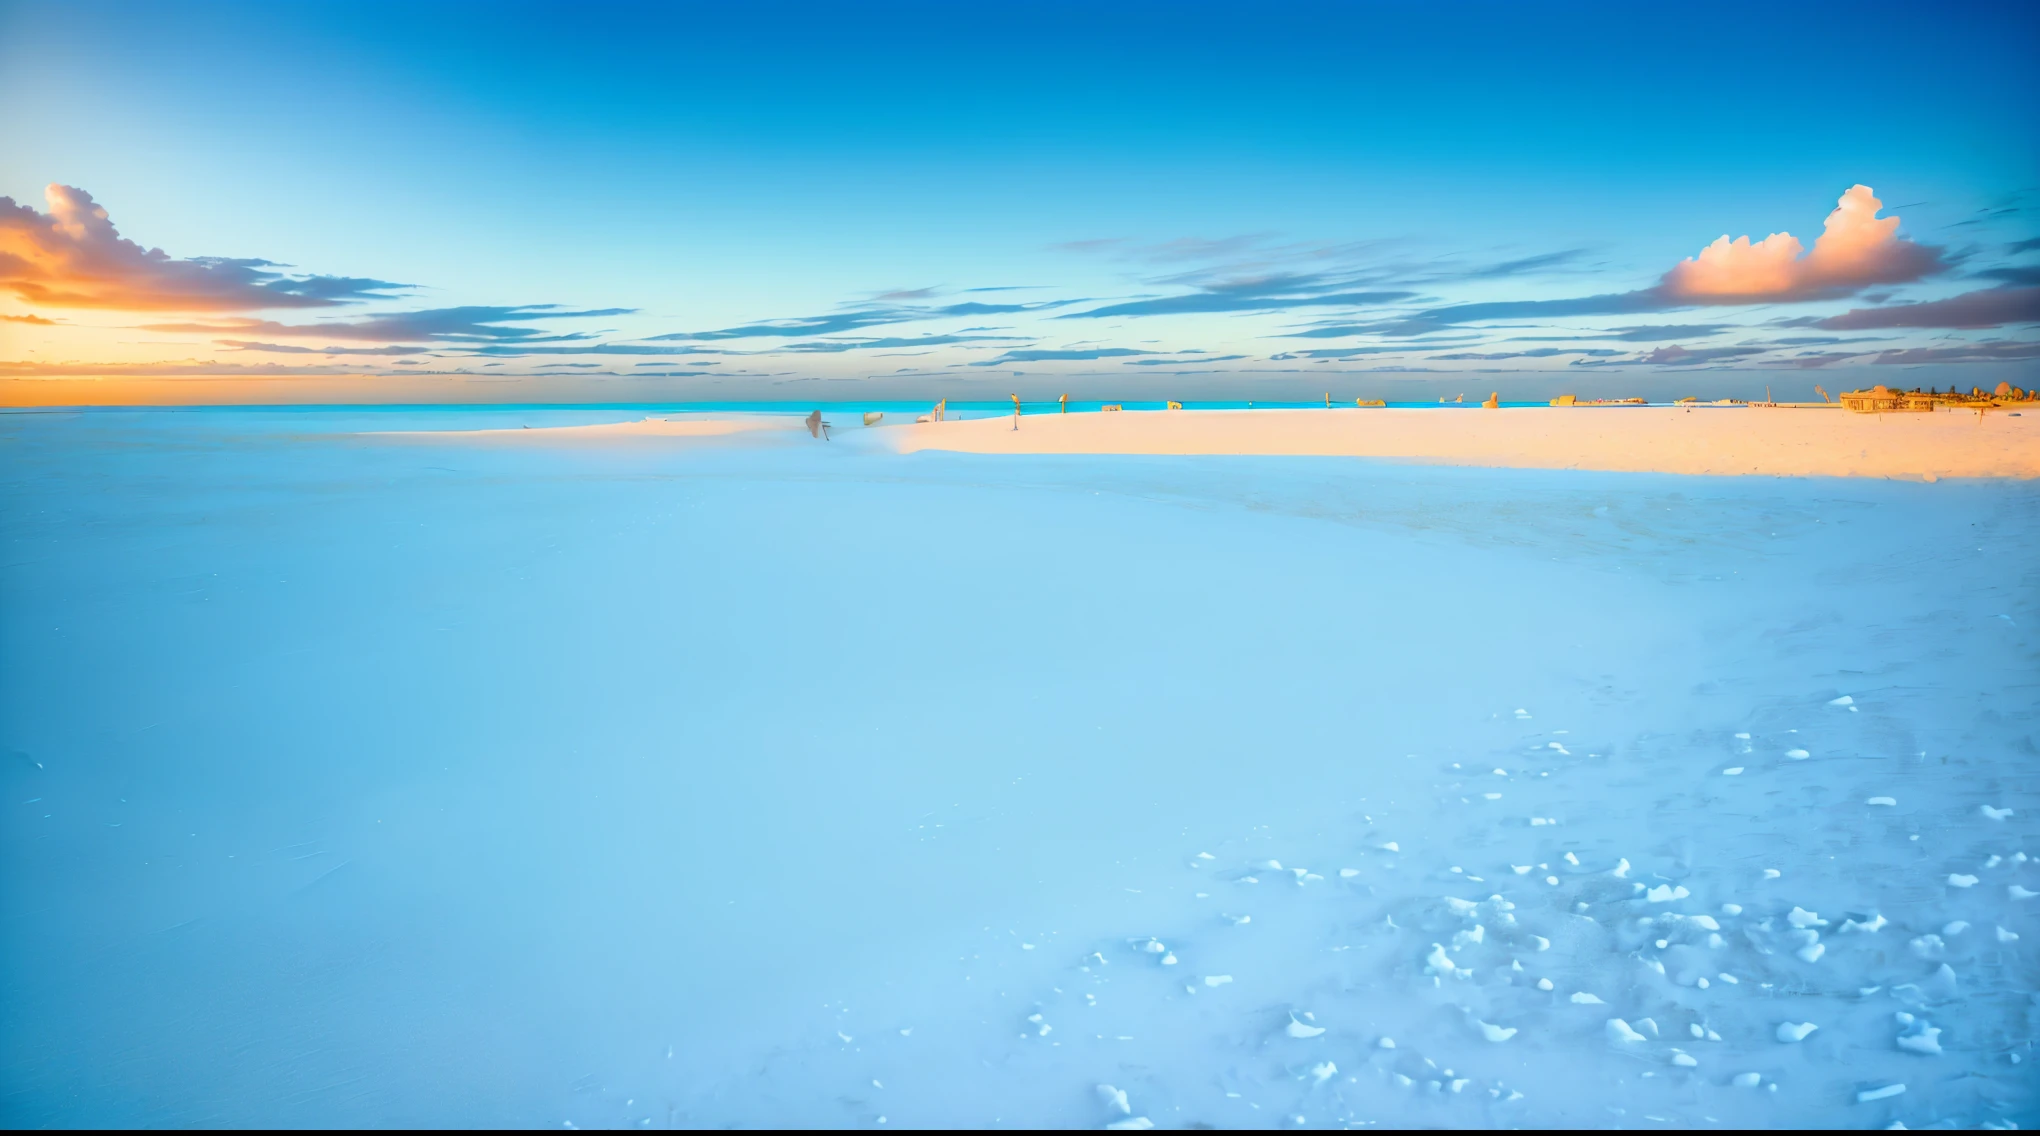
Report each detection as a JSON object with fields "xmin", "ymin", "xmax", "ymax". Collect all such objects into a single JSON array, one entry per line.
[
  {"xmin": 1482, "ymin": 392, "xmax": 1499, "ymax": 409},
  {"xmin": 805, "ymin": 409, "xmax": 830, "ymax": 440},
  {"xmin": 1011, "ymin": 393, "xmax": 1021, "ymax": 430}
]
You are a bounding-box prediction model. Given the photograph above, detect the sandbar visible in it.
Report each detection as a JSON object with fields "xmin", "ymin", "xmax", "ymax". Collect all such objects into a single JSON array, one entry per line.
[{"xmin": 890, "ymin": 406, "xmax": 2040, "ymax": 479}]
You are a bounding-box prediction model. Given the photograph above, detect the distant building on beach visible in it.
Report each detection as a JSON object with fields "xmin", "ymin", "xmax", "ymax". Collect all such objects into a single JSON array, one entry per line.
[
  {"xmin": 1840, "ymin": 386, "xmax": 1931, "ymax": 412},
  {"xmin": 1840, "ymin": 383, "xmax": 2033, "ymax": 412},
  {"xmin": 1548, "ymin": 395, "xmax": 1647, "ymax": 407}
]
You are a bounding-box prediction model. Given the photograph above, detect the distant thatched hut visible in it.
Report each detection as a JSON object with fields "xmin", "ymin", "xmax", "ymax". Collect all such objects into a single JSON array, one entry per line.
[{"xmin": 1840, "ymin": 385, "xmax": 1933, "ymax": 412}]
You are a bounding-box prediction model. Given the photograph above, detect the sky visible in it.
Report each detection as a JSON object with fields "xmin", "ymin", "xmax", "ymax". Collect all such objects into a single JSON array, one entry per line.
[{"xmin": 1, "ymin": 0, "xmax": 2037, "ymax": 403}]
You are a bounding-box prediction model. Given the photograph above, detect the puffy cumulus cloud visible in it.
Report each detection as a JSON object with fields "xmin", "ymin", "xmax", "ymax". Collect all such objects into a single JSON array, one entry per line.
[
  {"xmin": 1814, "ymin": 285, "xmax": 2040, "ymax": 329},
  {"xmin": 1332, "ymin": 186, "xmax": 1952, "ymax": 338},
  {"xmin": 0, "ymin": 184, "xmax": 408, "ymax": 311},
  {"xmin": 1660, "ymin": 185, "xmax": 1944, "ymax": 303}
]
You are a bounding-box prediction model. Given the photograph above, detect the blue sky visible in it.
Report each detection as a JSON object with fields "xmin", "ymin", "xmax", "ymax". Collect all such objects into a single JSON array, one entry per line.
[{"xmin": 2, "ymin": 0, "xmax": 2037, "ymax": 399}]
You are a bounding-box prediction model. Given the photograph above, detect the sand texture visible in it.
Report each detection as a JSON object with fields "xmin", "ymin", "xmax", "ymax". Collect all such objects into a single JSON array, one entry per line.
[{"xmin": 892, "ymin": 406, "xmax": 2040, "ymax": 479}]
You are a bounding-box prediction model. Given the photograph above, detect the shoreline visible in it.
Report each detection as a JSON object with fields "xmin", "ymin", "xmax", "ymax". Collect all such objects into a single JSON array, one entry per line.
[{"xmin": 334, "ymin": 404, "xmax": 2040, "ymax": 479}]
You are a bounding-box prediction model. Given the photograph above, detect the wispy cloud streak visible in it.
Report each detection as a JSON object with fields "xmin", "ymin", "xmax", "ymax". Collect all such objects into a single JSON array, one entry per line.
[
  {"xmin": 648, "ymin": 300, "xmax": 1069, "ymax": 341},
  {"xmin": 144, "ymin": 305, "xmax": 635, "ymax": 343},
  {"xmin": 1814, "ymin": 285, "xmax": 2040, "ymax": 330}
]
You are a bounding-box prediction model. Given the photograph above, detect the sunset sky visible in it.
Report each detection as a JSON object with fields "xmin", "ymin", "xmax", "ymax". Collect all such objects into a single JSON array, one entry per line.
[{"xmin": 2, "ymin": 0, "xmax": 2037, "ymax": 402}]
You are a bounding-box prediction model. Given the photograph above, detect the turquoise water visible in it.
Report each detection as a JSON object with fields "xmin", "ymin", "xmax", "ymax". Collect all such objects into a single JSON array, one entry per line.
[
  {"xmin": 12, "ymin": 398, "xmax": 1578, "ymax": 419},
  {"xmin": 0, "ymin": 398, "xmax": 1668, "ymax": 444}
]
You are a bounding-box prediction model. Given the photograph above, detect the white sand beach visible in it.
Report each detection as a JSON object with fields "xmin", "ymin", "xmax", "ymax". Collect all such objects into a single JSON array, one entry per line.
[{"xmin": 4, "ymin": 407, "xmax": 2035, "ymax": 1128}]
